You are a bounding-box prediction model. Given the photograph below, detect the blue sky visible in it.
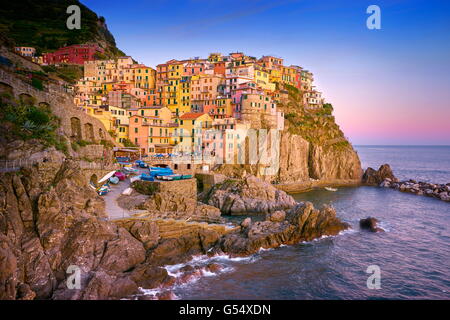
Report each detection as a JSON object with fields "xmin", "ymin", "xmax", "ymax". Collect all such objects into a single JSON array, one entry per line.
[{"xmin": 82, "ymin": 0, "xmax": 450, "ymax": 145}]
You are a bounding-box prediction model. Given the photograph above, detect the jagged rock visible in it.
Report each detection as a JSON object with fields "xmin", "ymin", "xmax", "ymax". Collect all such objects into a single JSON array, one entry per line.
[
  {"xmin": 220, "ymin": 202, "xmax": 349, "ymax": 255},
  {"xmin": 205, "ymin": 263, "xmax": 221, "ymax": 273},
  {"xmin": 116, "ymin": 219, "xmax": 160, "ymax": 250},
  {"xmin": 147, "ymin": 228, "xmax": 221, "ymax": 266},
  {"xmin": 266, "ymin": 210, "xmax": 286, "ymax": 222},
  {"xmin": 202, "ymin": 175, "xmax": 297, "ymax": 215},
  {"xmin": 439, "ymin": 192, "xmax": 450, "ymax": 201},
  {"xmin": 362, "ymin": 164, "xmax": 398, "ymax": 186},
  {"xmin": 359, "ymin": 217, "xmax": 384, "ymax": 232},
  {"xmin": 130, "ymin": 265, "xmax": 175, "ymax": 290},
  {"xmin": 0, "ymin": 160, "xmax": 147, "ymax": 300},
  {"xmin": 241, "ymin": 217, "xmax": 252, "ymax": 229}
]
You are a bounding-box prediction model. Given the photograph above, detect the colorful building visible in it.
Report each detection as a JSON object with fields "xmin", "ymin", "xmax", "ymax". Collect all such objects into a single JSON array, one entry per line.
[{"xmin": 43, "ymin": 44, "xmax": 103, "ymax": 65}]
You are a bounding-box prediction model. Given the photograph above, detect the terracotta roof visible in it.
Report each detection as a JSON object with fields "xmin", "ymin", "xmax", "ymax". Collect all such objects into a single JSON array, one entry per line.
[{"xmin": 179, "ymin": 112, "xmax": 206, "ymax": 120}]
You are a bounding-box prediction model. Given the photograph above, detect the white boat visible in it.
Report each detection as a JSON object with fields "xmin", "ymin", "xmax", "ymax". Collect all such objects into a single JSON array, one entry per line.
[
  {"xmin": 325, "ymin": 187, "xmax": 338, "ymax": 192},
  {"xmin": 98, "ymin": 170, "xmax": 117, "ymax": 183}
]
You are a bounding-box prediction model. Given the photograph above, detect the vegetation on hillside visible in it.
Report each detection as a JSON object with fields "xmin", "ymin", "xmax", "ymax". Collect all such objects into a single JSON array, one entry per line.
[
  {"xmin": 278, "ymin": 84, "xmax": 350, "ymax": 148},
  {"xmin": 0, "ymin": 0, "xmax": 125, "ymax": 57},
  {"xmin": 42, "ymin": 64, "xmax": 84, "ymax": 84},
  {"xmin": 0, "ymin": 98, "xmax": 68, "ymax": 153}
]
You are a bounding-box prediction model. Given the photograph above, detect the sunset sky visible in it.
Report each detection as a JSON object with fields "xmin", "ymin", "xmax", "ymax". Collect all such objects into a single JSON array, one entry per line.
[{"xmin": 82, "ymin": 0, "xmax": 450, "ymax": 145}]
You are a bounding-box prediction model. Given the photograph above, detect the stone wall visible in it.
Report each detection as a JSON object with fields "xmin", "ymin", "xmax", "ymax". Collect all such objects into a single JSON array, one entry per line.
[{"xmin": 0, "ymin": 68, "xmax": 116, "ymax": 146}]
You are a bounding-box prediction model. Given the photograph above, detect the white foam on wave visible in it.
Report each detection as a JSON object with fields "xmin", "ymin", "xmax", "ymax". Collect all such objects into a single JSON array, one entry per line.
[{"xmin": 258, "ymin": 247, "xmax": 274, "ymax": 253}]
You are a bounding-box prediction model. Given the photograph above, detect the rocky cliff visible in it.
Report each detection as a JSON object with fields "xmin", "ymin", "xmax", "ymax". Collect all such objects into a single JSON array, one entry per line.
[
  {"xmin": 214, "ymin": 85, "xmax": 362, "ymax": 189},
  {"xmin": 0, "ymin": 161, "xmax": 146, "ymax": 300},
  {"xmin": 0, "ymin": 160, "xmax": 351, "ymax": 299}
]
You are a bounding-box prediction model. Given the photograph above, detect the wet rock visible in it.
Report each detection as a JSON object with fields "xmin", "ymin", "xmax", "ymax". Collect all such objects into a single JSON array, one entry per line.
[
  {"xmin": 220, "ymin": 202, "xmax": 349, "ymax": 255},
  {"xmin": 156, "ymin": 291, "xmax": 176, "ymax": 300},
  {"xmin": 266, "ymin": 210, "xmax": 286, "ymax": 222},
  {"xmin": 362, "ymin": 164, "xmax": 398, "ymax": 186},
  {"xmin": 439, "ymin": 192, "xmax": 450, "ymax": 201},
  {"xmin": 179, "ymin": 265, "xmax": 195, "ymax": 273},
  {"xmin": 241, "ymin": 218, "xmax": 252, "ymax": 229},
  {"xmin": 359, "ymin": 217, "xmax": 384, "ymax": 233},
  {"xmin": 130, "ymin": 265, "xmax": 175, "ymax": 289},
  {"xmin": 205, "ymin": 263, "xmax": 222, "ymax": 273}
]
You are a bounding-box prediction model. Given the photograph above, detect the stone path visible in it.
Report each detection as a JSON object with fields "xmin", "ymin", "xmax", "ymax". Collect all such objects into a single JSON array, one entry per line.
[{"xmin": 103, "ymin": 167, "xmax": 148, "ymax": 220}]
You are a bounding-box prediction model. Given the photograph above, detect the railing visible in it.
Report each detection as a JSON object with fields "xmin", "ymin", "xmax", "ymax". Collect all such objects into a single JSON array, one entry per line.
[
  {"xmin": 0, "ymin": 159, "xmax": 41, "ymax": 171},
  {"xmin": 0, "ymin": 158, "xmax": 118, "ymax": 172}
]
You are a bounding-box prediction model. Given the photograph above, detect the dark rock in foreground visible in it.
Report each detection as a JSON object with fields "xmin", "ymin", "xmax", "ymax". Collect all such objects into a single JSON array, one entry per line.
[
  {"xmin": 220, "ymin": 202, "xmax": 350, "ymax": 256},
  {"xmin": 359, "ymin": 217, "xmax": 384, "ymax": 232}
]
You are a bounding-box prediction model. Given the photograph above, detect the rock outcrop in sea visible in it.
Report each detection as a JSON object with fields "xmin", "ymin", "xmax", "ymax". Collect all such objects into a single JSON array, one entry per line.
[
  {"xmin": 362, "ymin": 164, "xmax": 398, "ymax": 186},
  {"xmin": 359, "ymin": 217, "xmax": 384, "ymax": 232},
  {"xmin": 220, "ymin": 202, "xmax": 349, "ymax": 255},
  {"xmin": 362, "ymin": 164, "xmax": 450, "ymax": 202}
]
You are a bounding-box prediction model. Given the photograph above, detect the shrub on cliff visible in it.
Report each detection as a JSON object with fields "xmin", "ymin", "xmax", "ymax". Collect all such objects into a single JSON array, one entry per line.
[{"xmin": 0, "ymin": 101, "xmax": 67, "ymax": 153}]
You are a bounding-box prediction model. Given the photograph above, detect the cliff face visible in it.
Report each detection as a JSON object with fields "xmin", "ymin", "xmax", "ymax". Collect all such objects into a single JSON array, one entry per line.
[
  {"xmin": 0, "ymin": 161, "xmax": 146, "ymax": 300},
  {"xmin": 274, "ymin": 85, "xmax": 362, "ymax": 186},
  {"xmin": 214, "ymin": 88, "xmax": 362, "ymax": 187}
]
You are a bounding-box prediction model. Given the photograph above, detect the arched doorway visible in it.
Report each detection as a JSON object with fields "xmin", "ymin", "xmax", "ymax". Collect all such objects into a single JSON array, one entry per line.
[
  {"xmin": 84, "ymin": 123, "xmax": 94, "ymax": 142},
  {"xmin": 70, "ymin": 117, "xmax": 82, "ymax": 139},
  {"xmin": 19, "ymin": 93, "xmax": 35, "ymax": 105},
  {"xmin": 89, "ymin": 174, "xmax": 98, "ymax": 188},
  {"xmin": 0, "ymin": 82, "xmax": 14, "ymax": 105}
]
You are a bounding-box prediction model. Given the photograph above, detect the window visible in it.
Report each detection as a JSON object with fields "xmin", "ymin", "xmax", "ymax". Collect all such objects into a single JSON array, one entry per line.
[{"xmin": 134, "ymin": 128, "xmax": 138, "ymax": 133}]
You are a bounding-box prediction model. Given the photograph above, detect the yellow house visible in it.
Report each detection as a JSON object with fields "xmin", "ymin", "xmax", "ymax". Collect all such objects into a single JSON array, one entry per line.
[
  {"xmin": 116, "ymin": 125, "xmax": 129, "ymax": 144},
  {"xmin": 130, "ymin": 106, "xmax": 173, "ymax": 122},
  {"xmin": 101, "ymin": 82, "xmax": 115, "ymax": 94},
  {"xmin": 255, "ymin": 66, "xmax": 275, "ymax": 91},
  {"xmin": 134, "ymin": 65, "xmax": 156, "ymax": 89},
  {"xmin": 208, "ymin": 53, "xmax": 222, "ymax": 62},
  {"xmin": 85, "ymin": 106, "xmax": 113, "ymax": 132},
  {"xmin": 174, "ymin": 112, "xmax": 213, "ymax": 153},
  {"xmin": 179, "ymin": 76, "xmax": 191, "ymax": 116},
  {"xmin": 268, "ymin": 68, "xmax": 282, "ymax": 84},
  {"xmin": 165, "ymin": 78, "xmax": 180, "ymax": 114},
  {"xmin": 281, "ymin": 66, "xmax": 298, "ymax": 87}
]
